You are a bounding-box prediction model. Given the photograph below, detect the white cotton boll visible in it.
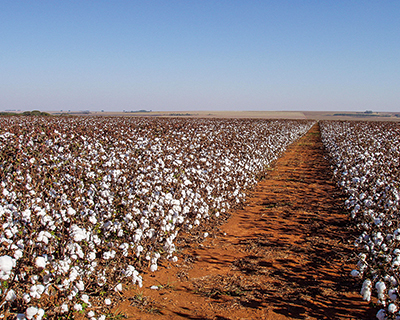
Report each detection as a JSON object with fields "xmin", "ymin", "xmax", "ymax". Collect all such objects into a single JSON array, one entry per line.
[
  {"xmin": 376, "ymin": 281, "xmax": 387, "ymax": 300},
  {"xmin": 150, "ymin": 264, "xmax": 158, "ymax": 272},
  {"xmin": 361, "ymin": 279, "xmax": 372, "ymax": 302},
  {"xmin": 114, "ymin": 283, "xmax": 123, "ymax": 292},
  {"xmin": 6, "ymin": 289, "xmax": 16, "ymax": 301},
  {"xmin": 87, "ymin": 311, "xmax": 95, "ymax": 318},
  {"xmin": 25, "ymin": 306, "xmax": 38, "ymax": 319},
  {"xmin": 204, "ymin": 232, "xmax": 209, "ymax": 238},
  {"xmin": 350, "ymin": 269, "xmax": 360, "ymax": 277},
  {"xmin": 81, "ymin": 294, "xmax": 90, "ymax": 304},
  {"xmin": 70, "ymin": 225, "xmax": 87, "ymax": 242},
  {"xmin": 74, "ymin": 304, "xmax": 82, "ymax": 311},
  {"xmin": 89, "ymin": 215, "xmax": 97, "ymax": 224},
  {"xmin": 35, "ymin": 256, "xmax": 47, "ymax": 269},
  {"xmin": 88, "ymin": 252, "xmax": 96, "ymax": 261},
  {"xmin": 150, "ymin": 285, "xmax": 159, "ymax": 290},
  {"xmin": 23, "ymin": 293, "xmax": 31, "ymax": 303},
  {"xmin": 0, "ymin": 255, "xmax": 15, "ymax": 279},
  {"xmin": 60, "ymin": 303, "xmax": 69, "ymax": 313},
  {"xmin": 389, "ymin": 289, "xmax": 398, "ymax": 301},
  {"xmin": 388, "ymin": 303, "xmax": 398, "ymax": 313},
  {"xmin": 14, "ymin": 249, "xmax": 23, "ymax": 260},
  {"xmin": 76, "ymin": 280, "xmax": 85, "ymax": 291},
  {"xmin": 98, "ymin": 316, "xmax": 106, "ymax": 320},
  {"xmin": 67, "ymin": 207, "xmax": 76, "ymax": 216},
  {"xmin": 36, "ymin": 309, "xmax": 45, "ymax": 320},
  {"xmin": 376, "ymin": 309, "xmax": 386, "ymax": 320},
  {"xmin": 104, "ymin": 298, "xmax": 112, "ymax": 305},
  {"xmin": 103, "ymin": 251, "xmax": 111, "ymax": 260},
  {"xmin": 170, "ymin": 256, "xmax": 178, "ymax": 263},
  {"xmin": 36, "ymin": 284, "xmax": 45, "ymax": 295}
]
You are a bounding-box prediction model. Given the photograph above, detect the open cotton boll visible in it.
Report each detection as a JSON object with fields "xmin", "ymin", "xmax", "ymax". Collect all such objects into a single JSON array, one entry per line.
[
  {"xmin": 389, "ymin": 289, "xmax": 398, "ymax": 301},
  {"xmin": 23, "ymin": 293, "xmax": 31, "ymax": 303},
  {"xmin": 376, "ymin": 281, "xmax": 387, "ymax": 300},
  {"xmin": 73, "ymin": 304, "xmax": 82, "ymax": 311},
  {"xmin": 76, "ymin": 280, "xmax": 85, "ymax": 291},
  {"xmin": 87, "ymin": 310, "xmax": 95, "ymax": 318},
  {"xmin": 388, "ymin": 303, "xmax": 398, "ymax": 313},
  {"xmin": 25, "ymin": 306, "xmax": 38, "ymax": 319},
  {"xmin": 150, "ymin": 264, "xmax": 157, "ymax": 272},
  {"xmin": 350, "ymin": 269, "xmax": 360, "ymax": 277},
  {"xmin": 35, "ymin": 256, "xmax": 47, "ymax": 269},
  {"xmin": 81, "ymin": 294, "xmax": 90, "ymax": 304},
  {"xmin": 0, "ymin": 255, "xmax": 15, "ymax": 280},
  {"xmin": 114, "ymin": 283, "xmax": 123, "ymax": 292},
  {"xmin": 376, "ymin": 309, "xmax": 386, "ymax": 320},
  {"xmin": 5, "ymin": 289, "xmax": 17, "ymax": 302},
  {"xmin": 361, "ymin": 279, "xmax": 372, "ymax": 301},
  {"xmin": 60, "ymin": 303, "xmax": 69, "ymax": 313}
]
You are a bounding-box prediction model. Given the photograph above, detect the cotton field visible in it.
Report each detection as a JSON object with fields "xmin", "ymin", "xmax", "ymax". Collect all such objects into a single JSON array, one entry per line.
[
  {"xmin": 320, "ymin": 121, "xmax": 400, "ymax": 320},
  {"xmin": 0, "ymin": 116, "xmax": 314, "ymax": 319}
]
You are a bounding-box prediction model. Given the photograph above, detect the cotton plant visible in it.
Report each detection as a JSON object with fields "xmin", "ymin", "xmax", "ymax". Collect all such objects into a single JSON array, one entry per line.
[
  {"xmin": 321, "ymin": 120, "xmax": 400, "ymax": 319},
  {"xmin": 0, "ymin": 116, "xmax": 314, "ymax": 317}
]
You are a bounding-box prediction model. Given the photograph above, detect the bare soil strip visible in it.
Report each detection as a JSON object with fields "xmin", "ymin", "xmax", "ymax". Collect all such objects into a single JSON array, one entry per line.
[{"xmin": 117, "ymin": 124, "xmax": 375, "ymax": 320}]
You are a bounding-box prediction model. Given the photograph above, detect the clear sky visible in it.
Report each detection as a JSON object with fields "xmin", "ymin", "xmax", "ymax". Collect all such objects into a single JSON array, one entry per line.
[{"xmin": 1, "ymin": 1, "xmax": 399, "ymax": 112}]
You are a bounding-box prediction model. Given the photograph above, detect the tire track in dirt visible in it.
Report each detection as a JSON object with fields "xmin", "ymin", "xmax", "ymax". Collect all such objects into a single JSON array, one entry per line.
[{"xmin": 117, "ymin": 123, "xmax": 375, "ymax": 320}]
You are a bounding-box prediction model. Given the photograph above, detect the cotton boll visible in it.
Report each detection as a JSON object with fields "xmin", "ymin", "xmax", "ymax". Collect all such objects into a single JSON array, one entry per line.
[
  {"xmin": 376, "ymin": 281, "xmax": 387, "ymax": 300},
  {"xmin": 25, "ymin": 306, "xmax": 38, "ymax": 319},
  {"xmin": 87, "ymin": 311, "xmax": 95, "ymax": 318},
  {"xmin": 104, "ymin": 298, "xmax": 112, "ymax": 305},
  {"xmin": 150, "ymin": 264, "xmax": 158, "ymax": 272},
  {"xmin": 35, "ymin": 256, "xmax": 47, "ymax": 269},
  {"xmin": 23, "ymin": 293, "xmax": 31, "ymax": 303},
  {"xmin": 88, "ymin": 251, "xmax": 96, "ymax": 261},
  {"xmin": 60, "ymin": 303, "xmax": 69, "ymax": 313},
  {"xmin": 350, "ymin": 269, "xmax": 360, "ymax": 277},
  {"xmin": 388, "ymin": 303, "xmax": 398, "ymax": 313},
  {"xmin": 361, "ymin": 279, "xmax": 372, "ymax": 302},
  {"xmin": 376, "ymin": 309, "xmax": 386, "ymax": 320},
  {"xmin": 14, "ymin": 249, "xmax": 23, "ymax": 260},
  {"xmin": 0, "ymin": 255, "xmax": 15, "ymax": 280},
  {"xmin": 5, "ymin": 289, "xmax": 16, "ymax": 301},
  {"xmin": 81, "ymin": 294, "xmax": 90, "ymax": 304},
  {"xmin": 36, "ymin": 308, "xmax": 45, "ymax": 320},
  {"xmin": 114, "ymin": 283, "xmax": 123, "ymax": 292},
  {"xmin": 74, "ymin": 304, "xmax": 82, "ymax": 311},
  {"xmin": 76, "ymin": 280, "xmax": 85, "ymax": 291}
]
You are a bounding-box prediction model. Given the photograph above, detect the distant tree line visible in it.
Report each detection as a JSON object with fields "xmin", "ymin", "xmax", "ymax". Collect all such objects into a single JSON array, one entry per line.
[{"xmin": 0, "ymin": 110, "xmax": 51, "ymax": 116}]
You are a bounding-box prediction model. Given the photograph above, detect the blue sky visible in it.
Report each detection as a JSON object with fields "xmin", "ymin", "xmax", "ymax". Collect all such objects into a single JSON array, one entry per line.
[{"xmin": 1, "ymin": 1, "xmax": 399, "ymax": 112}]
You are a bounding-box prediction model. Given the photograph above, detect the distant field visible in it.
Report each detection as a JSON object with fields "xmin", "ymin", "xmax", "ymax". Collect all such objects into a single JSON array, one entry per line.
[
  {"xmin": 73, "ymin": 110, "xmax": 400, "ymax": 121},
  {"xmin": 2, "ymin": 110, "xmax": 399, "ymax": 121}
]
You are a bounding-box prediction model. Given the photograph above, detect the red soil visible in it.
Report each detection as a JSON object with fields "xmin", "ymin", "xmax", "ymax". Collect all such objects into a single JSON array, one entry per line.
[{"xmin": 115, "ymin": 124, "xmax": 376, "ymax": 320}]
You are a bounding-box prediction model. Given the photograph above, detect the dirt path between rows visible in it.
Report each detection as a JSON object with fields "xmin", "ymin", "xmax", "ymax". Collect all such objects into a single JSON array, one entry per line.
[{"xmin": 116, "ymin": 124, "xmax": 376, "ymax": 320}]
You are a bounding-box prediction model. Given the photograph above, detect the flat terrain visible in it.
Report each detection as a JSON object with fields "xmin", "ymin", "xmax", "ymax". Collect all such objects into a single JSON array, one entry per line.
[
  {"xmin": 113, "ymin": 124, "xmax": 376, "ymax": 319},
  {"xmin": 56, "ymin": 110, "xmax": 400, "ymax": 121}
]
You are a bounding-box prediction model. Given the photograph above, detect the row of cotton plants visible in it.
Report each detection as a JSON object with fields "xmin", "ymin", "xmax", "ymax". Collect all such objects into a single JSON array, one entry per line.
[
  {"xmin": 320, "ymin": 120, "xmax": 400, "ymax": 320},
  {"xmin": 0, "ymin": 116, "xmax": 314, "ymax": 319}
]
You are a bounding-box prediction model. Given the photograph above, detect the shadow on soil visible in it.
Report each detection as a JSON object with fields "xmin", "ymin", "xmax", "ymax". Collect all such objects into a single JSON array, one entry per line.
[{"xmin": 191, "ymin": 124, "xmax": 377, "ymax": 319}]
